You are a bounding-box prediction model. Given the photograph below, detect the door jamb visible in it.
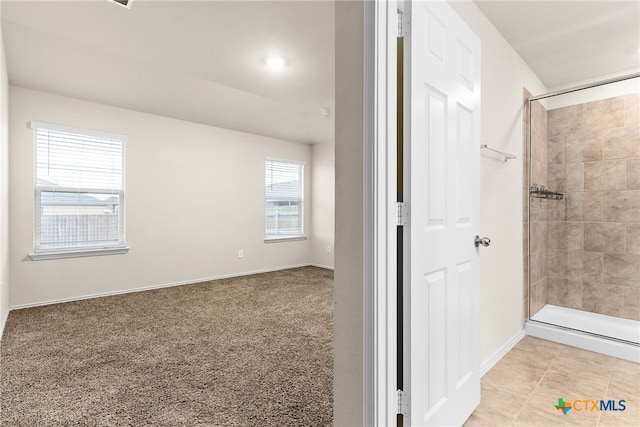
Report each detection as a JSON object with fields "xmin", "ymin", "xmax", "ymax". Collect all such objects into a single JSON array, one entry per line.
[{"xmin": 365, "ymin": 1, "xmax": 399, "ymax": 425}]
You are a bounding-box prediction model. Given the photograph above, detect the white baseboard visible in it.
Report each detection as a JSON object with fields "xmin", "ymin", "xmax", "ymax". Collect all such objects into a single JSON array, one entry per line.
[
  {"xmin": 481, "ymin": 329, "xmax": 526, "ymax": 376},
  {"xmin": 0, "ymin": 308, "xmax": 8, "ymax": 341},
  {"xmin": 9, "ymin": 263, "xmax": 315, "ymax": 311},
  {"xmin": 310, "ymin": 263, "xmax": 334, "ymax": 270}
]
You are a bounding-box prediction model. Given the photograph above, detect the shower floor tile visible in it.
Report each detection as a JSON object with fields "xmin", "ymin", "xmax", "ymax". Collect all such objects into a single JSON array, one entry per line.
[{"xmin": 464, "ymin": 336, "xmax": 640, "ymax": 426}]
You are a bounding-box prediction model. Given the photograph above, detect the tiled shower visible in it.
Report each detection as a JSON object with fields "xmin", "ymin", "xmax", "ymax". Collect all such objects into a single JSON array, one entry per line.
[{"xmin": 525, "ymin": 76, "xmax": 640, "ymax": 355}]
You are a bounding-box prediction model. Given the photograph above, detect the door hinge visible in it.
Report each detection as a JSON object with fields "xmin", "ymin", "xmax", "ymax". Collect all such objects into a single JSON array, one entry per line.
[
  {"xmin": 398, "ymin": 11, "xmax": 410, "ymax": 37},
  {"xmin": 397, "ymin": 202, "xmax": 410, "ymax": 226},
  {"xmin": 397, "ymin": 389, "xmax": 409, "ymax": 416}
]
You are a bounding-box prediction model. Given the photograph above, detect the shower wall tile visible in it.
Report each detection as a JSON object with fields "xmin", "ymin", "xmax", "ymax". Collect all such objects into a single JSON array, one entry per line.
[
  {"xmin": 584, "ymin": 160, "xmax": 625, "ymax": 191},
  {"xmin": 548, "ymin": 136, "xmax": 565, "ymax": 164},
  {"xmin": 583, "ymin": 251, "xmax": 604, "ymax": 283},
  {"xmin": 627, "ymin": 224, "xmax": 640, "ymax": 255},
  {"xmin": 530, "ymin": 250, "xmax": 547, "ymax": 284},
  {"xmin": 622, "ymin": 286, "xmax": 640, "ymax": 321},
  {"xmin": 627, "ymin": 158, "xmax": 640, "ymax": 190},
  {"xmin": 601, "ymin": 126, "xmax": 640, "ymax": 160},
  {"xmin": 565, "ymin": 163, "xmax": 584, "ymax": 191},
  {"xmin": 547, "ymin": 222, "xmax": 566, "ymax": 250},
  {"xmin": 531, "ymin": 221, "xmax": 547, "ymax": 253},
  {"xmin": 566, "ymin": 251, "xmax": 584, "ymax": 281},
  {"xmin": 566, "ymin": 222, "xmax": 584, "ymax": 252},
  {"xmin": 584, "ymin": 222, "xmax": 626, "ymax": 254},
  {"xmin": 547, "ymin": 197, "xmax": 566, "ymax": 221},
  {"xmin": 548, "ymin": 105, "xmax": 581, "ymax": 137},
  {"xmin": 583, "ymin": 192, "xmax": 604, "ymax": 222},
  {"xmin": 603, "ymin": 253, "xmax": 640, "ymax": 284},
  {"xmin": 547, "ymin": 164, "xmax": 566, "ymax": 192},
  {"xmin": 530, "ymin": 278, "xmax": 547, "ymax": 316},
  {"xmin": 530, "ymin": 198, "xmax": 547, "ymax": 222},
  {"xmin": 531, "ymin": 158, "xmax": 547, "ymax": 187},
  {"xmin": 564, "ymin": 133, "xmax": 603, "ymax": 163},
  {"xmin": 547, "ymin": 278, "xmax": 582, "ymax": 310},
  {"xmin": 547, "ymin": 249, "xmax": 565, "ymax": 279},
  {"xmin": 539, "ymin": 93, "xmax": 640, "ymax": 318},
  {"xmin": 581, "ymin": 96, "xmax": 625, "ymax": 132},
  {"xmin": 564, "ymin": 193, "xmax": 584, "ymax": 221},
  {"xmin": 582, "ymin": 282, "xmax": 625, "ymax": 318},
  {"xmin": 603, "ymin": 190, "xmax": 640, "ymax": 223}
]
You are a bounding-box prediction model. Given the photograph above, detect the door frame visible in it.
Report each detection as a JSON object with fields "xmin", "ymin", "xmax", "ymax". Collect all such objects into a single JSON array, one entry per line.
[{"xmin": 365, "ymin": 0, "xmax": 400, "ymax": 425}]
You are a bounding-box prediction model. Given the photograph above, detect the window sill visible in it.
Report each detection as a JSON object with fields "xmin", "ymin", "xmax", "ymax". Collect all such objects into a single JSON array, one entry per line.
[
  {"xmin": 29, "ymin": 247, "xmax": 130, "ymax": 261},
  {"xmin": 264, "ymin": 236, "xmax": 307, "ymax": 243}
]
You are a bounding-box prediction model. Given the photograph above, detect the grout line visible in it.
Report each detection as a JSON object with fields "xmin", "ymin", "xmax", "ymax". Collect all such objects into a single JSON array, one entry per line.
[{"xmin": 511, "ymin": 344, "xmax": 566, "ymax": 425}]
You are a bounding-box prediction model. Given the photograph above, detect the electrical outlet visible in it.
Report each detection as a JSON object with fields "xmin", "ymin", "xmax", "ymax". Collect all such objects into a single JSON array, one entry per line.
[
  {"xmin": 238, "ymin": 250, "xmax": 244, "ymax": 258},
  {"xmin": 326, "ymin": 245, "xmax": 331, "ymax": 254}
]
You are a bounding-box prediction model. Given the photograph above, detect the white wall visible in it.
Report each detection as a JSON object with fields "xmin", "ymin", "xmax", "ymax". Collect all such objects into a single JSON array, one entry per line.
[
  {"xmin": 0, "ymin": 10, "xmax": 10, "ymax": 336},
  {"xmin": 9, "ymin": 86, "xmax": 313, "ymax": 308},
  {"xmin": 449, "ymin": 1, "xmax": 547, "ymax": 365},
  {"xmin": 334, "ymin": 1, "xmax": 366, "ymax": 424},
  {"xmin": 546, "ymin": 74, "xmax": 639, "ymax": 109},
  {"xmin": 311, "ymin": 140, "xmax": 335, "ymax": 269}
]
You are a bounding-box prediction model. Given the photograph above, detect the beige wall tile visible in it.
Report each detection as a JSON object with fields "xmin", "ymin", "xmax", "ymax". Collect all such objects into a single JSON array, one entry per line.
[
  {"xmin": 582, "ymin": 282, "xmax": 625, "ymax": 317},
  {"xmin": 623, "ymin": 286, "xmax": 640, "ymax": 321},
  {"xmin": 566, "ymin": 162, "xmax": 584, "ymax": 191},
  {"xmin": 626, "ymin": 158, "xmax": 640, "ymax": 190},
  {"xmin": 547, "ymin": 249, "xmax": 566, "ymax": 279},
  {"xmin": 530, "ymin": 197, "xmax": 547, "ymax": 222},
  {"xmin": 547, "ymin": 221, "xmax": 566, "ymax": 250},
  {"xmin": 565, "ymin": 132, "xmax": 603, "ymax": 163},
  {"xmin": 584, "ymin": 160, "xmax": 626, "ymax": 191},
  {"xmin": 531, "ymin": 221, "xmax": 548, "ymax": 253},
  {"xmin": 531, "ymin": 157, "xmax": 547, "ymax": 187},
  {"xmin": 548, "ymin": 136, "xmax": 565, "ymax": 164},
  {"xmin": 603, "ymin": 253, "xmax": 640, "ymax": 284},
  {"xmin": 583, "ymin": 251, "xmax": 604, "ymax": 283},
  {"xmin": 627, "ymin": 224, "xmax": 640, "ymax": 255},
  {"xmin": 548, "ymin": 105, "xmax": 582, "ymax": 137},
  {"xmin": 566, "ymin": 222, "xmax": 584, "ymax": 252},
  {"xmin": 565, "ymin": 192, "xmax": 583, "ymax": 221},
  {"xmin": 531, "ymin": 250, "xmax": 547, "ymax": 284},
  {"xmin": 582, "ymin": 96, "xmax": 625, "ymax": 131},
  {"xmin": 547, "ymin": 164, "xmax": 566, "ymax": 192},
  {"xmin": 583, "ymin": 191, "xmax": 604, "ymax": 222},
  {"xmin": 547, "ymin": 278, "xmax": 582, "ymax": 310},
  {"xmin": 584, "ymin": 222, "xmax": 626, "ymax": 254},
  {"xmin": 566, "ymin": 251, "xmax": 584, "ymax": 281},
  {"xmin": 603, "ymin": 190, "xmax": 640, "ymax": 222},
  {"xmin": 601, "ymin": 126, "xmax": 640, "ymax": 160},
  {"xmin": 530, "ymin": 278, "xmax": 547, "ymax": 315},
  {"xmin": 547, "ymin": 198, "xmax": 566, "ymax": 221}
]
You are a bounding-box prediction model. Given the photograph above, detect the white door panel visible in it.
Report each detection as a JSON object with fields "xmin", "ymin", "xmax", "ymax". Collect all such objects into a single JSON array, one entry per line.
[{"xmin": 406, "ymin": 1, "xmax": 481, "ymax": 425}]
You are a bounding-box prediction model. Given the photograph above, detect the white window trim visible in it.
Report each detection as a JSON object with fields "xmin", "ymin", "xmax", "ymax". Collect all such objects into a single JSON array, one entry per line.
[
  {"xmin": 264, "ymin": 158, "xmax": 305, "ymax": 240},
  {"xmin": 30, "ymin": 121, "xmax": 127, "ymax": 259}
]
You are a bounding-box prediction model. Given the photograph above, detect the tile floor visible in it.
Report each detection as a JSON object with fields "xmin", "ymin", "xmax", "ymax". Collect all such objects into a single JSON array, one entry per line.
[{"xmin": 464, "ymin": 336, "xmax": 640, "ymax": 426}]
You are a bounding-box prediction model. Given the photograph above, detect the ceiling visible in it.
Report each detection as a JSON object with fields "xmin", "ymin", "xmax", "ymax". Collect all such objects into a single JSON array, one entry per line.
[
  {"xmin": 0, "ymin": 0, "xmax": 335, "ymax": 144},
  {"xmin": 1, "ymin": 1, "xmax": 638, "ymax": 143},
  {"xmin": 474, "ymin": 0, "xmax": 640, "ymax": 90}
]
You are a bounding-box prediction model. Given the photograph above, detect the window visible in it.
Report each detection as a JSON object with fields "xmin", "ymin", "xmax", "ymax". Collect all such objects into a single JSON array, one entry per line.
[
  {"xmin": 265, "ymin": 159, "xmax": 304, "ymax": 241},
  {"xmin": 30, "ymin": 122, "xmax": 127, "ymax": 260}
]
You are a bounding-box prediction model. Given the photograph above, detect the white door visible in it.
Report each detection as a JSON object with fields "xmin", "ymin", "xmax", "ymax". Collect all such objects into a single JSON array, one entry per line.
[{"xmin": 405, "ymin": 0, "xmax": 481, "ymax": 425}]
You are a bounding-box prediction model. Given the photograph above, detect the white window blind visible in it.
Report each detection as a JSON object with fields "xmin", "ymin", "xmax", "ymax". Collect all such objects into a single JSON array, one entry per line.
[
  {"xmin": 265, "ymin": 159, "xmax": 304, "ymax": 238},
  {"xmin": 32, "ymin": 122, "xmax": 126, "ymax": 253}
]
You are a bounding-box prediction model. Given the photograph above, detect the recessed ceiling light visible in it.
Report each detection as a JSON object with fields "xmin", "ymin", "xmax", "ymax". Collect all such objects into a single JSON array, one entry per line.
[
  {"xmin": 263, "ymin": 55, "xmax": 289, "ymax": 70},
  {"xmin": 110, "ymin": 0, "xmax": 131, "ymax": 8}
]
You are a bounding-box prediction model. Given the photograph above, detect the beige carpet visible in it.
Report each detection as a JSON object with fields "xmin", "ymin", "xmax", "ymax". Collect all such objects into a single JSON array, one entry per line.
[{"xmin": 0, "ymin": 266, "xmax": 333, "ymax": 426}]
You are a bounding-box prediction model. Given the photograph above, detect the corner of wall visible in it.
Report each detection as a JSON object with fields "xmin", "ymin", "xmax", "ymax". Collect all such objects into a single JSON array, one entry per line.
[{"xmin": 0, "ymin": 12, "xmax": 10, "ymax": 339}]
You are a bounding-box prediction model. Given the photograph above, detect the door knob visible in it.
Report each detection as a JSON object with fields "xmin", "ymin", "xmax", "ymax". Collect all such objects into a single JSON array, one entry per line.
[{"xmin": 474, "ymin": 236, "xmax": 491, "ymax": 248}]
